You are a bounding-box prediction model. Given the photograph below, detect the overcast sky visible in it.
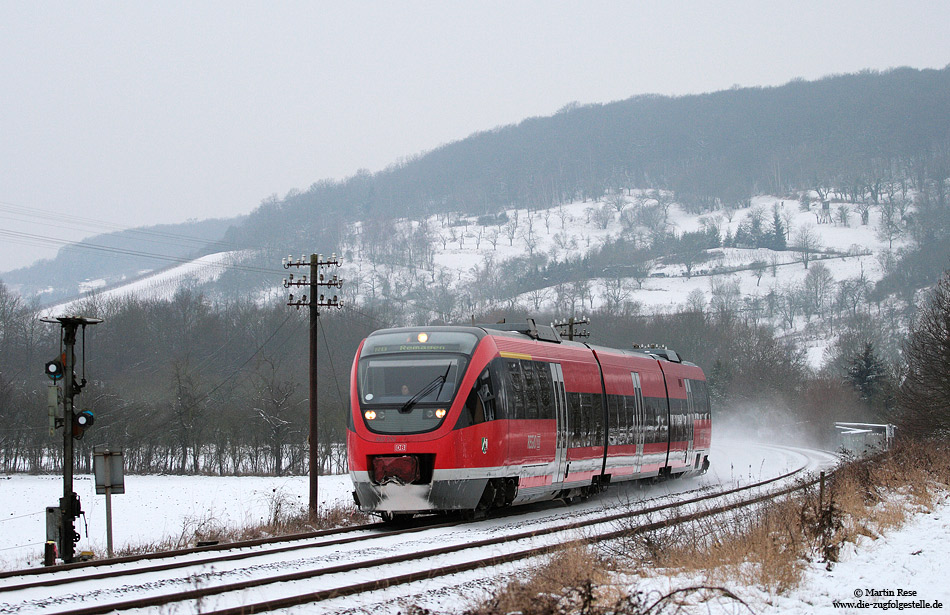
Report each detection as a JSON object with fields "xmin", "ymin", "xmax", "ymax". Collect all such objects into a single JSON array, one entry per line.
[{"xmin": 1, "ymin": 1, "xmax": 948, "ymax": 273}]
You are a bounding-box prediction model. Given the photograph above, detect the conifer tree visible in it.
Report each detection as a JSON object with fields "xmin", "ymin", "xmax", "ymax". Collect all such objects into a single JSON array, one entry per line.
[{"xmin": 898, "ymin": 271, "xmax": 950, "ymax": 436}]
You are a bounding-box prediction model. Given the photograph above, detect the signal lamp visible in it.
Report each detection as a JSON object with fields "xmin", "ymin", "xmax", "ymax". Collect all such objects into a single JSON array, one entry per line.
[
  {"xmin": 364, "ymin": 410, "xmax": 377, "ymax": 421},
  {"xmin": 73, "ymin": 409, "xmax": 95, "ymax": 439},
  {"xmin": 435, "ymin": 408, "xmax": 447, "ymax": 419},
  {"xmin": 417, "ymin": 332, "xmax": 428, "ymax": 343},
  {"xmin": 45, "ymin": 359, "xmax": 65, "ymax": 381}
]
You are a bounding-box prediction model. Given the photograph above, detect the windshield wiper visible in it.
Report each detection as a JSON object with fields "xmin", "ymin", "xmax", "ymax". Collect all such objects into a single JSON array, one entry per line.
[{"xmin": 399, "ymin": 365, "xmax": 452, "ymax": 414}]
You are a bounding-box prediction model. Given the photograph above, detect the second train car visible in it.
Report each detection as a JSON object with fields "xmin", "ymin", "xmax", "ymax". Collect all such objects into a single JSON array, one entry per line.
[{"xmin": 347, "ymin": 321, "xmax": 711, "ymax": 519}]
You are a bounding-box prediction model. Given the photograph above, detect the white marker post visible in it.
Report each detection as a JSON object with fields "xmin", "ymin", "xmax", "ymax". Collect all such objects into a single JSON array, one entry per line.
[{"xmin": 93, "ymin": 447, "xmax": 125, "ymax": 558}]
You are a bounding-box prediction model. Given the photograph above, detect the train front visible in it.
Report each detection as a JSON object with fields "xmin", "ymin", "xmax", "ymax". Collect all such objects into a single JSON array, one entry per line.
[{"xmin": 347, "ymin": 327, "xmax": 500, "ymax": 518}]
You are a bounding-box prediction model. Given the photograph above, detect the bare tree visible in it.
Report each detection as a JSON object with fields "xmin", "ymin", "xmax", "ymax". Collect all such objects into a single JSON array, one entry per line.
[
  {"xmin": 526, "ymin": 287, "xmax": 550, "ymax": 311},
  {"xmin": 253, "ymin": 356, "xmax": 301, "ymax": 476},
  {"xmin": 473, "ymin": 226, "xmax": 484, "ymax": 249},
  {"xmin": 631, "ymin": 261, "xmax": 652, "ymax": 289},
  {"xmin": 601, "ymin": 277, "xmax": 631, "ymax": 315},
  {"xmin": 504, "ymin": 213, "xmax": 519, "ymax": 246},
  {"xmin": 541, "ymin": 208, "xmax": 553, "ymax": 233},
  {"xmin": 876, "ymin": 197, "xmax": 905, "ymax": 249},
  {"xmin": 751, "ymin": 260, "xmax": 767, "ymax": 286},
  {"xmin": 520, "ymin": 216, "xmax": 538, "ymax": 256},
  {"xmin": 608, "ymin": 192, "xmax": 628, "ymax": 214},
  {"xmin": 685, "ymin": 288, "xmax": 706, "ymax": 315},
  {"xmin": 793, "ymin": 224, "xmax": 822, "ymax": 268},
  {"xmin": 802, "ymin": 261, "xmax": 834, "ymax": 317},
  {"xmin": 589, "ymin": 203, "xmax": 614, "ymax": 229}
]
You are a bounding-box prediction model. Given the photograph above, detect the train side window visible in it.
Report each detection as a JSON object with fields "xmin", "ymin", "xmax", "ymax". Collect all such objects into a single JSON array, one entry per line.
[
  {"xmin": 521, "ymin": 360, "xmax": 540, "ymax": 420},
  {"xmin": 607, "ymin": 395, "xmax": 620, "ymax": 446},
  {"xmin": 465, "ymin": 367, "xmax": 496, "ymax": 425},
  {"xmin": 505, "ymin": 360, "xmax": 525, "ymax": 420},
  {"xmin": 618, "ymin": 395, "xmax": 629, "ymax": 446},
  {"xmin": 535, "ymin": 361, "xmax": 554, "ymax": 420},
  {"xmin": 591, "ymin": 392, "xmax": 604, "ymax": 448},
  {"xmin": 569, "ymin": 393, "xmax": 582, "ymax": 447},
  {"xmin": 579, "ymin": 393, "xmax": 594, "ymax": 448}
]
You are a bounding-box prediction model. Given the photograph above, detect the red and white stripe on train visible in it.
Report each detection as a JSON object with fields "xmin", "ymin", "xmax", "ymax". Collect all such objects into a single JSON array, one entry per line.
[{"xmin": 347, "ymin": 321, "xmax": 712, "ymax": 518}]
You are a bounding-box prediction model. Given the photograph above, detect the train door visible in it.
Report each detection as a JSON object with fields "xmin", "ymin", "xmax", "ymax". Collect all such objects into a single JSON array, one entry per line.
[
  {"xmin": 551, "ymin": 363, "xmax": 569, "ymax": 485},
  {"xmin": 684, "ymin": 379, "xmax": 696, "ymax": 465},
  {"xmin": 631, "ymin": 372, "xmax": 645, "ymax": 472}
]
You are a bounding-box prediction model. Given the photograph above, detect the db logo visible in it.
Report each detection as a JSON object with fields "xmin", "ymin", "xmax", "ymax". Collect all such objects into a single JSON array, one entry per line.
[{"xmin": 394, "ymin": 443, "xmax": 407, "ymax": 452}]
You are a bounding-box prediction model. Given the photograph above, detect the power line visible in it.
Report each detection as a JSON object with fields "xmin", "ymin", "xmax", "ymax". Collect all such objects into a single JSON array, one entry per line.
[
  {"xmin": 0, "ymin": 228, "xmax": 281, "ymax": 277},
  {"xmin": 318, "ymin": 316, "xmax": 346, "ymax": 406},
  {"xmin": 0, "ymin": 199, "xmax": 242, "ymax": 253},
  {"xmin": 200, "ymin": 311, "xmax": 298, "ymax": 403}
]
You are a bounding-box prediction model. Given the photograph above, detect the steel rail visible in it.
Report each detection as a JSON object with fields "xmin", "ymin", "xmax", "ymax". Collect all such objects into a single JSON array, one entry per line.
[
  {"xmin": 0, "ymin": 517, "xmax": 461, "ymax": 593},
  {"xmin": 210, "ymin": 474, "xmax": 825, "ymax": 615},
  {"xmin": 31, "ymin": 461, "xmax": 816, "ymax": 615},
  {"xmin": 0, "ymin": 481, "xmax": 713, "ymax": 592},
  {"xmin": 0, "ymin": 520, "xmax": 385, "ymax": 582}
]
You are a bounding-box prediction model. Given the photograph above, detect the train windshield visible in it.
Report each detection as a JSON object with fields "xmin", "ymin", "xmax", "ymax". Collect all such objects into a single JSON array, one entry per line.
[{"xmin": 357, "ymin": 331, "xmax": 479, "ymax": 434}]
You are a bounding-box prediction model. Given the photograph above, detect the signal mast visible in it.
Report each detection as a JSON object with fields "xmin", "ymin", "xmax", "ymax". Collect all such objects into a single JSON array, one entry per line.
[{"xmin": 40, "ymin": 315, "xmax": 102, "ymax": 564}]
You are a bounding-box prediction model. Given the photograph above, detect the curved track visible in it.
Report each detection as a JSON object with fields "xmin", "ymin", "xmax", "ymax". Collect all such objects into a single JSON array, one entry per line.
[{"xmin": 0, "ymin": 441, "xmax": 837, "ymax": 615}]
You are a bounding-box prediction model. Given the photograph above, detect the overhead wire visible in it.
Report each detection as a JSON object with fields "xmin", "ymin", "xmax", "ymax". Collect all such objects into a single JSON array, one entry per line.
[
  {"xmin": 0, "ymin": 199, "xmax": 242, "ymax": 253},
  {"xmin": 0, "ymin": 228, "xmax": 281, "ymax": 277},
  {"xmin": 0, "ymin": 197, "xmax": 285, "ymax": 283},
  {"xmin": 198, "ymin": 311, "xmax": 299, "ymax": 404},
  {"xmin": 318, "ymin": 315, "xmax": 347, "ymax": 406}
]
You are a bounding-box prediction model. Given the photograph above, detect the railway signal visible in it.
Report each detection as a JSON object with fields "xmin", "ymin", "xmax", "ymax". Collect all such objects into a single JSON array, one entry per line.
[
  {"xmin": 282, "ymin": 253, "xmax": 344, "ymax": 516},
  {"xmin": 40, "ymin": 315, "xmax": 103, "ymax": 564},
  {"xmin": 45, "ymin": 358, "xmax": 65, "ymax": 380},
  {"xmin": 73, "ymin": 409, "xmax": 95, "ymax": 439}
]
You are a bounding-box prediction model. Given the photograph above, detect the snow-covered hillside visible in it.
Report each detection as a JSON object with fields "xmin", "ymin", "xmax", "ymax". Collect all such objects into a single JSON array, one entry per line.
[
  {"xmin": 333, "ymin": 191, "xmax": 910, "ymax": 369},
  {"xmin": 50, "ymin": 191, "xmax": 913, "ymax": 371},
  {"xmin": 45, "ymin": 250, "xmax": 252, "ymax": 315}
]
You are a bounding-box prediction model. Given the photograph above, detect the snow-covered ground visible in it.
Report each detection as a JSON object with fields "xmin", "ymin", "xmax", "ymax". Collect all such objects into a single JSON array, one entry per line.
[
  {"xmin": 0, "ymin": 473, "xmax": 353, "ymax": 570},
  {"xmin": 615, "ymin": 492, "xmax": 950, "ymax": 615},
  {"xmin": 1, "ymin": 439, "xmax": 945, "ymax": 614},
  {"xmin": 763, "ymin": 494, "xmax": 950, "ymax": 613}
]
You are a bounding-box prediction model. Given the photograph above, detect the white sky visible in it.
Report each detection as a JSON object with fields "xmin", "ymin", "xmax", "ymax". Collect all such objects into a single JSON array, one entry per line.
[{"xmin": 1, "ymin": 1, "xmax": 948, "ymax": 272}]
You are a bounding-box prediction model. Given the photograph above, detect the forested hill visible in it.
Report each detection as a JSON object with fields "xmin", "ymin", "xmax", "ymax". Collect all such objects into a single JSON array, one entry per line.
[
  {"xmin": 228, "ymin": 66, "xmax": 950, "ymax": 253},
  {"xmin": 5, "ymin": 66, "xmax": 949, "ymax": 303}
]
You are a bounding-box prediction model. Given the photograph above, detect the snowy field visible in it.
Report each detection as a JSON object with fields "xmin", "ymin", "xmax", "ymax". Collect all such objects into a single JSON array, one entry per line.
[
  {"xmin": 1, "ymin": 438, "xmax": 946, "ymax": 613},
  {"xmin": 0, "ymin": 473, "xmax": 353, "ymax": 570}
]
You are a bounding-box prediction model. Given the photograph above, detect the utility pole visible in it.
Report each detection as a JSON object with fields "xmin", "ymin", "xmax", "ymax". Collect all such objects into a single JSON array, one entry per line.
[
  {"xmin": 41, "ymin": 315, "xmax": 102, "ymax": 564},
  {"xmin": 283, "ymin": 254, "xmax": 343, "ymax": 516},
  {"xmin": 553, "ymin": 316, "xmax": 590, "ymax": 341}
]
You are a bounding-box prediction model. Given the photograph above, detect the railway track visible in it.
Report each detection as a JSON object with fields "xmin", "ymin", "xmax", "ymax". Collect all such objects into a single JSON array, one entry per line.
[{"xmin": 0, "ymin": 443, "xmax": 836, "ymax": 614}]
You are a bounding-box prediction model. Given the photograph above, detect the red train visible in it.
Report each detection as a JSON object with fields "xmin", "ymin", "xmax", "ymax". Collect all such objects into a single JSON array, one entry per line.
[{"xmin": 347, "ymin": 321, "xmax": 712, "ymax": 520}]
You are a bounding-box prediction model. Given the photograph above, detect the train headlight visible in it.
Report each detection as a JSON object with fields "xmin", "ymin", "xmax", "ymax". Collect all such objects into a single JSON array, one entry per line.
[
  {"xmin": 364, "ymin": 410, "xmax": 377, "ymax": 420},
  {"xmin": 435, "ymin": 408, "xmax": 446, "ymax": 419},
  {"xmin": 417, "ymin": 332, "xmax": 428, "ymax": 343}
]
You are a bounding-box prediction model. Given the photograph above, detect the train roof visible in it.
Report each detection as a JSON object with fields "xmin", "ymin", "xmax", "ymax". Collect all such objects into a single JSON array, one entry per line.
[{"xmin": 367, "ymin": 321, "xmax": 693, "ymax": 366}]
